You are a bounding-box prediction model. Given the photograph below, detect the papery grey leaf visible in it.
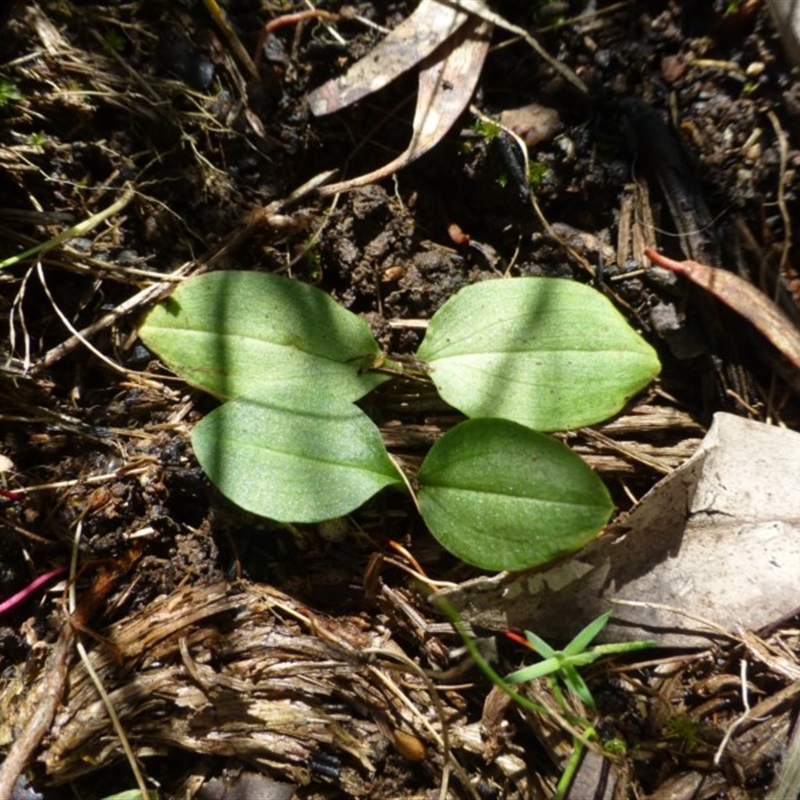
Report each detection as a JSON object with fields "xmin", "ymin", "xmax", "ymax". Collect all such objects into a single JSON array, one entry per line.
[
  {"xmin": 318, "ymin": 15, "xmax": 492, "ymax": 195},
  {"xmin": 307, "ymin": 0, "xmax": 469, "ymax": 116}
]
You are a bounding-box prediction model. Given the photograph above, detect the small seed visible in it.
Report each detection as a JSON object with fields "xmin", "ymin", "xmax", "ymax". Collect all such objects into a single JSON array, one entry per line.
[
  {"xmin": 392, "ymin": 729, "xmax": 427, "ymax": 762},
  {"xmin": 382, "ymin": 265, "xmax": 407, "ymax": 282},
  {"xmin": 447, "ymin": 222, "xmax": 470, "ymax": 246}
]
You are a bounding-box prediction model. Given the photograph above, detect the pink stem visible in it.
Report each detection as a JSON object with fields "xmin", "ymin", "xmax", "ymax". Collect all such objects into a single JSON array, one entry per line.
[{"xmin": 0, "ymin": 566, "xmax": 68, "ymax": 616}]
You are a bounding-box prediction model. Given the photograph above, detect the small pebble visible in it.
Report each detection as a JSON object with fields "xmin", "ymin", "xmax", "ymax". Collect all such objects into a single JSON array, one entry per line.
[
  {"xmin": 498, "ymin": 103, "xmax": 561, "ymax": 149},
  {"xmin": 745, "ymin": 61, "xmax": 765, "ymax": 78}
]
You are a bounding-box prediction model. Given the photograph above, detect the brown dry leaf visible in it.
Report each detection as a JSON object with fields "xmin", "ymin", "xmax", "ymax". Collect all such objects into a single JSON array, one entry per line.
[
  {"xmin": 645, "ymin": 247, "xmax": 800, "ymax": 373},
  {"xmin": 306, "ymin": 0, "xmax": 493, "ymax": 195}
]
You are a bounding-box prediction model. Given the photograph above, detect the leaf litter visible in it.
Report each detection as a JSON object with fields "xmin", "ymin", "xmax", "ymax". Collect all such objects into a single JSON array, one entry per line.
[{"xmin": 309, "ymin": 0, "xmax": 493, "ymax": 195}]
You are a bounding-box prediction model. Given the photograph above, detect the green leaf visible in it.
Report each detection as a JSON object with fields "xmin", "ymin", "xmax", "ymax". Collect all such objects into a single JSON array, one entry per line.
[
  {"xmin": 563, "ymin": 611, "xmax": 610, "ymax": 657},
  {"xmin": 506, "ymin": 657, "xmax": 561, "ymax": 684},
  {"xmin": 590, "ymin": 640, "xmax": 655, "ymax": 656},
  {"xmin": 417, "ymin": 419, "xmax": 613, "ymax": 571},
  {"xmin": 139, "ymin": 270, "xmax": 386, "ymax": 402},
  {"xmin": 417, "ymin": 278, "xmax": 660, "ymax": 431},
  {"xmin": 191, "ymin": 396, "xmax": 403, "ymax": 523},
  {"xmin": 525, "ymin": 630, "xmax": 557, "ymax": 659},
  {"xmin": 561, "ymin": 662, "xmax": 596, "ymax": 709},
  {"xmin": 561, "ymin": 651, "xmax": 604, "ymax": 668}
]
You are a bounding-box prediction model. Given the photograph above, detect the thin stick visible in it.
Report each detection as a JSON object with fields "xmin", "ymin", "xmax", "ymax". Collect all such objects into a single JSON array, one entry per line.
[
  {"xmin": 713, "ymin": 658, "xmax": 751, "ymax": 766},
  {"xmin": 0, "ymin": 562, "xmax": 74, "ymax": 798},
  {"xmin": 0, "ymin": 184, "xmax": 136, "ymax": 270},
  {"xmin": 32, "ymin": 171, "xmax": 331, "ymax": 372},
  {"xmin": 36, "ymin": 261, "xmax": 128, "ymax": 376},
  {"xmin": 441, "ymin": 0, "xmax": 588, "ymax": 95},
  {"xmin": 31, "ymin": 261, "xmax": 194, "ymax": 372},
  {"xmin": 254, "ymin": 9, "xmax": 340, "ymax": 71},
  {"xmin": 201, "ymin": 0, "xmax": 258, "ymax": 80},
  {"xmin": 68, "ymin": 521, "xmax": 151, "ymax": 799},
  {"xmin": 0, "ymin": 627, "xmax": 73, "ymax": 798},
  {"xmin": 766, "ymin": 110, "xmax": 792, "ymax": 282}
]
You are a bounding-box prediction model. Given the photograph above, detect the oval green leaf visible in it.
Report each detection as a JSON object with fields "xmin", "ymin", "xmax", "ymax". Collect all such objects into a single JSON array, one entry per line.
[
  {"xmin": 140, "ymin": 270, "xmax": 386, "ymax": 402},
  {"xmin": 417, "ymin": 418, "xmax": 613, "ymax": 571},
  {"xmin": 417, "ymin": 278, "xmax": 660, "ymax": 431},
  {"xmin": 192, "ymin": 396, "xmax": 404, "ymax": 523}
]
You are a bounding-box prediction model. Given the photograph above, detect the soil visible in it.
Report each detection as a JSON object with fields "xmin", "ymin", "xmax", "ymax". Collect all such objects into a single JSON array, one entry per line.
[{"xmin": 1, "ymin": 1, "xmax": 799, "ymax": 798}]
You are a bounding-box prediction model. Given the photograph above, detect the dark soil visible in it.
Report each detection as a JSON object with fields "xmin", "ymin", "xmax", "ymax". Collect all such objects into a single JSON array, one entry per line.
[{"xmin": 1, "ymin": 1, "xmax": 799, "ymax": 798}]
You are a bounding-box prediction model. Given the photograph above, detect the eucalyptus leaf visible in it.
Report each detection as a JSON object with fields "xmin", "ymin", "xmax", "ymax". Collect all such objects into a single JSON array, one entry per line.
[
  {"xmin": 140, "ymin": 270, "xmax": 386, "ymax": 402},
  {"xmin": 192, "ymin": 396, "xmax": 404, "ymax": 523},
  {"xmin": 417, "ymin": 278, "xmax": 660, "ymax": 431},
  {"xmin": 417, "ymin": 419, "xmax": 613, "ymax": 571}
]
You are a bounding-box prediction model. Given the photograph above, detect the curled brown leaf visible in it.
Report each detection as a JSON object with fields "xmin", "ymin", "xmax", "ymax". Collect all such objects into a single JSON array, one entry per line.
[{"xmin": 645, "ymin": 247, "xmax": 800, "ymax": 373}]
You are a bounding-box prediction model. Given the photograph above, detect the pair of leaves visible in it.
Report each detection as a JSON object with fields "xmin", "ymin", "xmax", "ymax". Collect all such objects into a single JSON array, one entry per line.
[{"xmin": 140, "ymin": 271, "xmax": 660, "ymax": 570}]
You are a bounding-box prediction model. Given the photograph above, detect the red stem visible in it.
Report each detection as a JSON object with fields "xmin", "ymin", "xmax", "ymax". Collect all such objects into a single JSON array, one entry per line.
[
  {"xmin": 0, "ymin": 566, "xmax": 68, "ymax": 616},
  {"xmin": 644, "ymin": 247, "xmax": 686, "ymax": 272}
]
